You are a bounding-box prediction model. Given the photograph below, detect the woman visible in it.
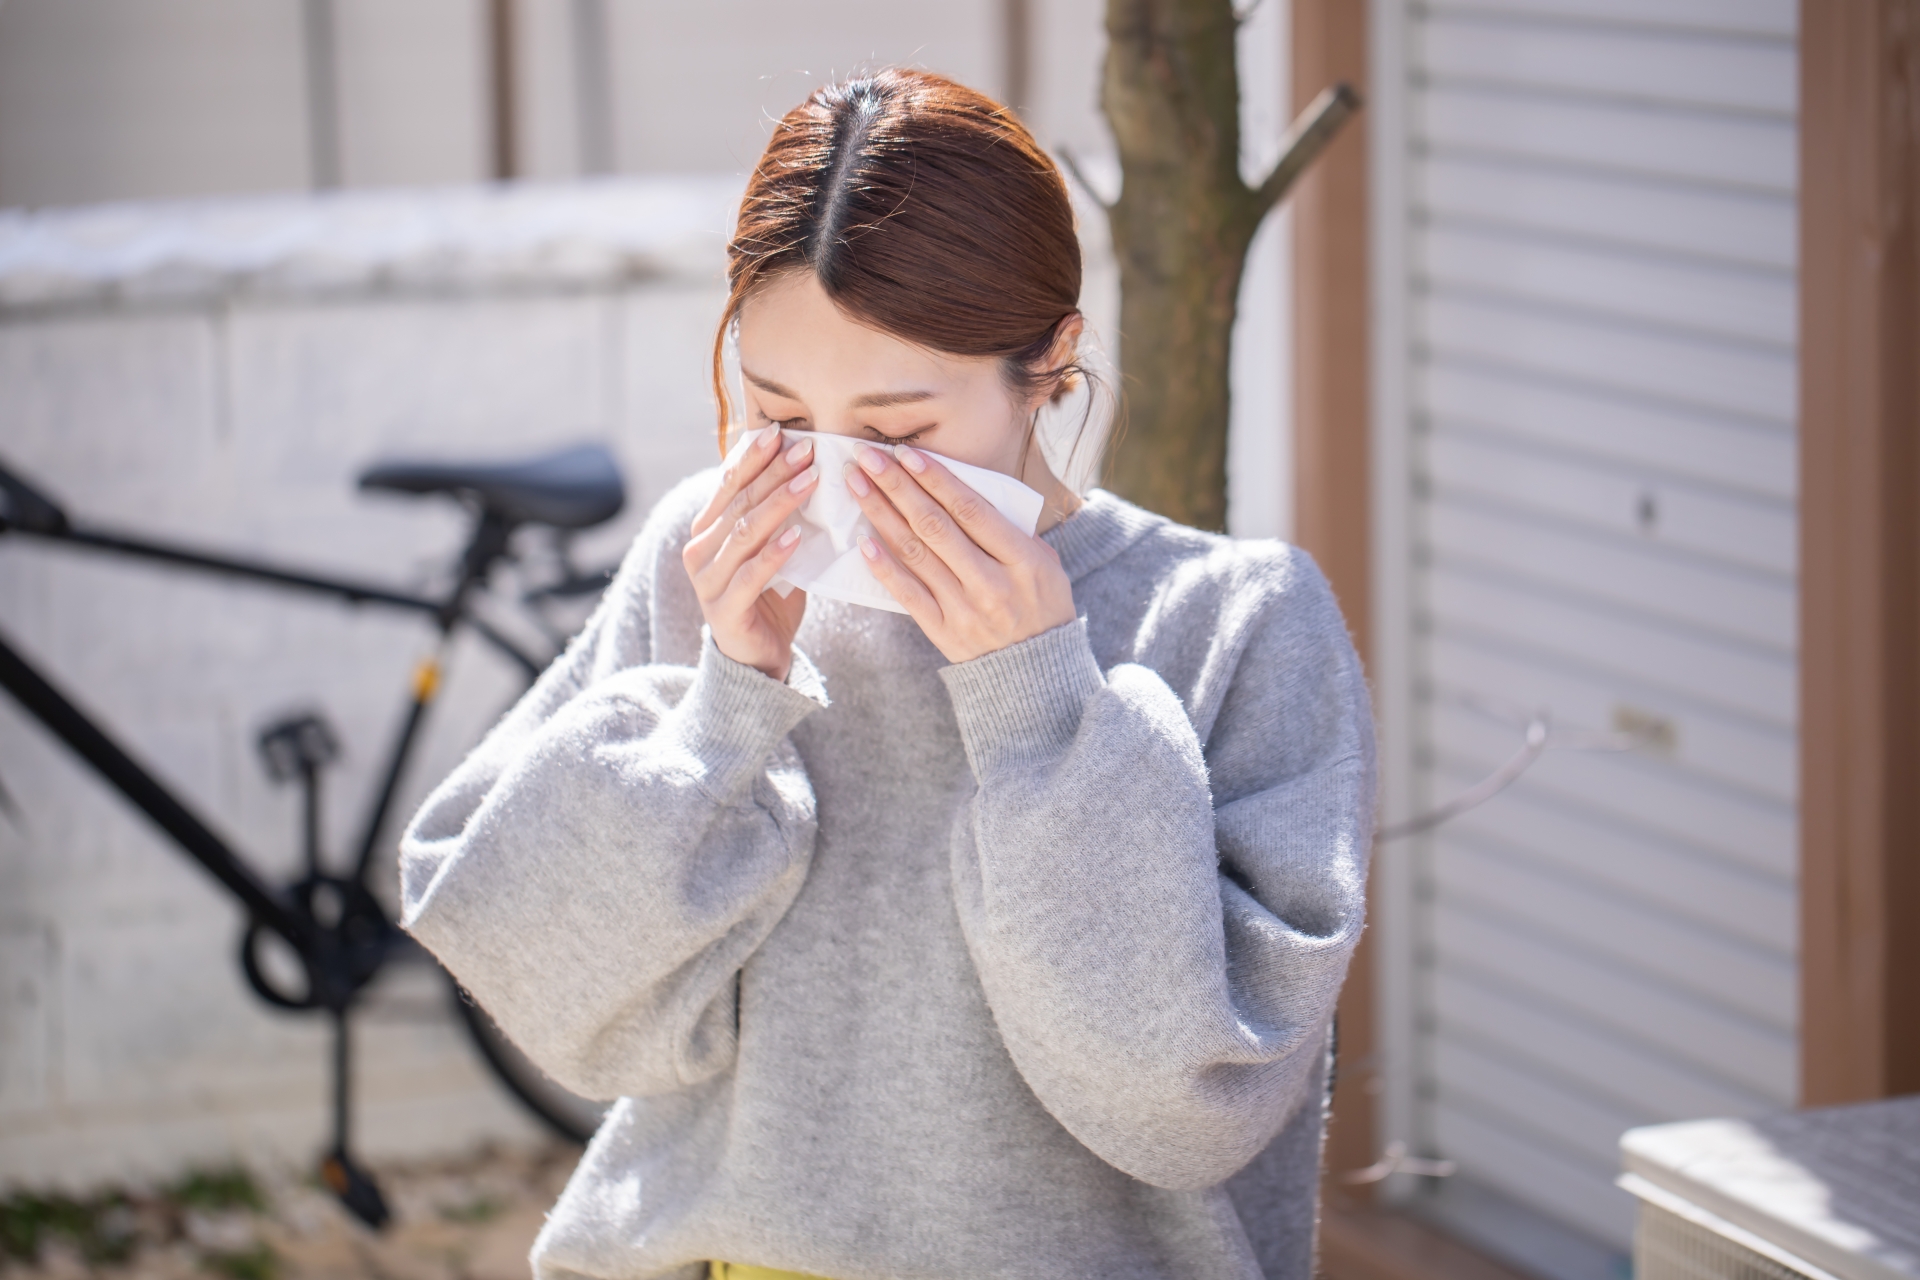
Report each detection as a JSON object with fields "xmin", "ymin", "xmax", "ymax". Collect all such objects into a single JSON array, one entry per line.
[{"xmin": 400, "ymin": 68, "xmax": 1373, "ymax": 1280}]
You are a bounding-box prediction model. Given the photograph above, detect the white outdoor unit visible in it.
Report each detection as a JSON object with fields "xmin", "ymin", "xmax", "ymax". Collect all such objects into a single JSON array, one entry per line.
[{"xmin": 1619, "ymin": 1096, "xmax": 1920, "ymax": 1280}]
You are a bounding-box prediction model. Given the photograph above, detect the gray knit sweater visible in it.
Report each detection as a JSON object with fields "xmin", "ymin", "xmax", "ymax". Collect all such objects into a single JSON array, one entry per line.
[{"xmin": 399, "ymin": 473, "xmax": 1375, "ymax": 1280}]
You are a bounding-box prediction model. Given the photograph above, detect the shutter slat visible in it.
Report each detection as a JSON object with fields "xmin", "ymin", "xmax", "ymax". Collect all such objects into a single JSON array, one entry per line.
[
  {"xmin": 1422, "ymin": 223, "xmax": 1793, "ymax": 347},
  {"xmin": 1427, "ymin": 567, "xmax": 1795, "ymax": 727},
  {"xmin": 1427, "ymin": 430, "xmax": 1796, "ymax": 576},
  {"xmin": 1427, "ymin": 499, "xmax": 1795, "ymax": 650},
  {"xmin": 1420, "ymin": 156, "xmax": 1795, "ymax": 270},
  {"xmin": 1421, "ymin": 295, "xmax": 1795, "ymax": 425},
  {"xmin": 1399, "ymin": 6, "xmax": 1798, "ymax": 1255},
  {"xmin": 1428, "ymin": 700, "xmax": 1794, "ymax": 877},
  {"xmin": 1422, "ymin": 364, "xmax": 1794, "ymax": 500},
  {"xmin": 1423, "ymin": 13, "xmax": 1795, "ymax": 115},
  {"xmin": 1426, "ymin": 0, "xmax": 1794, "ymax": 40},
  {"xmin": 1420, "ymin": 86, "xmax": 1796, "ymax": 192},
  {"xmin": 1434, "ymin": 777, "xmax": 1796, "ymax": 952},
  {"xmin": 1433, "ymin": 971, "xmax": 1784, "ymax": 1121},
  {"xmin": 1435, "ymin": 839, "xmax": 1796, "ymax": 1028},
  {"xmin": 1437, "ymin": 1035, "xmax": 1651, "ymax": 1174},
  {"xmin": 1429, "ymin": 632, "xmax": 1797, "ymax": 801},
  {"xmin": 1432, "ymin": 1103, "xmax": 1642, "ymax": 1246},
  {"xmin": 1432, "ymin": 902, "xmax": 1797, "ymax": 1099}
]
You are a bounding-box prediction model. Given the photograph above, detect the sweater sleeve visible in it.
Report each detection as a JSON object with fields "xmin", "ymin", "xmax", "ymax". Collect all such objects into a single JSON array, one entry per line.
[
  {"xmin": 937, "ymin": 560, "xmax": 1374, "ymax": 1191},
  {"xmin": 397, "ymin": 495, "xmax": 828, "ymax": 1103}
]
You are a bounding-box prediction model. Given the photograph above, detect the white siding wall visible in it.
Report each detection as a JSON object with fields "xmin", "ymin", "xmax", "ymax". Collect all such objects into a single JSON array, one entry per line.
[{"xmin": 1373, "ymin": 0, "xmax": 1799, "ymax": 1266}]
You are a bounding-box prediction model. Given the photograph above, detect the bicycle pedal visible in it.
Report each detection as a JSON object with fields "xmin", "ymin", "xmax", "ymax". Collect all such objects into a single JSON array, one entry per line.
[
  {"xmin": 257, "ymin": 712, "xmax": 340, "ymax": 782},
  {"xmin": 319, "ymin": 1149, "xmax": 391, "ymax": 1229}
]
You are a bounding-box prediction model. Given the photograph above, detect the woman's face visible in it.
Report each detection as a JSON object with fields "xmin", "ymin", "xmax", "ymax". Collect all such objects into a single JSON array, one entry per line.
[{"xmin": 734, "ymin": 271, "xmax": 1049, "ymax": 478}]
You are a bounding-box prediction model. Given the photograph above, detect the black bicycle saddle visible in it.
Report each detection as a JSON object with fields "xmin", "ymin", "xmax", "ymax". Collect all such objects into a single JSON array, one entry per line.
[{"xmin": 357, "ymin": 443, "xmax": 625, "ymax": 530}]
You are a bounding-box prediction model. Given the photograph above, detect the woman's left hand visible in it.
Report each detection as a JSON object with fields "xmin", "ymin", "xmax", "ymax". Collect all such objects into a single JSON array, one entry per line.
[{"xmin": 844, "ymin": 443, "xmax": 1076, "ymax": 663}]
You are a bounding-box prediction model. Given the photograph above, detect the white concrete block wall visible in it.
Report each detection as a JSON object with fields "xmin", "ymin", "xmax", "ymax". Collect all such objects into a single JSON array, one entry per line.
[{"xmin": 0, "ymin": 185, "xmax": 733, "ymax": 1185}]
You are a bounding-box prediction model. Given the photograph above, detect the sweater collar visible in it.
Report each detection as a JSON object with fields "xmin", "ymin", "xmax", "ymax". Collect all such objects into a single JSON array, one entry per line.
[{"xmin": 1041, "ymin": 489, "xmax": 1162, "ymax": 582}]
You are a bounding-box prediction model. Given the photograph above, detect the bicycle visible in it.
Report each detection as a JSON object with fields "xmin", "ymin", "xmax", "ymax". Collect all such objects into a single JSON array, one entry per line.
[{"xmin": 0, "ymin": 445, "xmax": 627, "ymax": 1226}]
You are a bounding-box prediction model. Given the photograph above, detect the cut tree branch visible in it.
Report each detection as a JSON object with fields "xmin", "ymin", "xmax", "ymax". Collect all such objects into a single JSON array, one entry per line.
[
  {"xmin": 1251, "ymin": 82, "xmax": 1361, "ymax": 216},
  {"xmin": 1057, "ymin": 147, "xmax": 1116, "ymax": 211}
]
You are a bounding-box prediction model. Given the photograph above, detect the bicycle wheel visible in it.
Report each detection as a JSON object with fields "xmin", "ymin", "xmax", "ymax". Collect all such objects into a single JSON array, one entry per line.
[{"xmin": 450, "ymin": 978, "xmax": 610, "ymax": 1144}]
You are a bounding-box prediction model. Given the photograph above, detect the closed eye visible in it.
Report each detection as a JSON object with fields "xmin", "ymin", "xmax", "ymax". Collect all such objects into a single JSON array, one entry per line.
[
  {"xmin": 862, "ymin": 424, "xmax": 934, "ymax": 446},
  {"xmin": 751, "ymin": 405, "xmax": 931, "ymax": 445}
]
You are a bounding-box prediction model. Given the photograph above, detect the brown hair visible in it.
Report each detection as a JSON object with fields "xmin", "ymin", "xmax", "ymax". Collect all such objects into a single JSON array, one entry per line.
[{"xmin": 712, "ymin": 67, "xmax": 1086, "ymax": 453}]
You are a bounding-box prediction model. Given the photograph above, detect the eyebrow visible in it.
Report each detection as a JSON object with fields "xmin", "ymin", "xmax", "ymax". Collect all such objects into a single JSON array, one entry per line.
[
  {"xmin": 741, "ymin": 368, "xmax": 935, "ymax": 412},
  {"xmin": 851, "ymin": 389, "xmax": 936, "ymax": 410},
  {"xmin": 742, "ymin": 369, "xmax": 802, "ymax": 399}
]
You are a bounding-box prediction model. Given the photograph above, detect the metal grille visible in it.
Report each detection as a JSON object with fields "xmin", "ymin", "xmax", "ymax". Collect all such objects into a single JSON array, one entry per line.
[{"xmin": 1636, "ymin": 1201, "xmax": 1813, "ymax": 1280}]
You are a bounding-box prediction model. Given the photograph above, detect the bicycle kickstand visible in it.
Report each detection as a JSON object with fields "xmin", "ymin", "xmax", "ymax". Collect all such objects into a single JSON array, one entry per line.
[
  {"xmin": 318, "ymin": 1006, "xmax": 391, "ymax": 1228},
  {"xmin": 255, "ymin": 713, "xmax": 391, "ymax": 1227}
]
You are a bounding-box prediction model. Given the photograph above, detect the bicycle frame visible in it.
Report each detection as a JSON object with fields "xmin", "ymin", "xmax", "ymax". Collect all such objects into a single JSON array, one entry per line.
[
  {"xmin": 4, "ymin": 510, "xmax": 546, "ymax": 875},
  {"xmin": 0, "ymin": 498, "xmax": 564, "ymax": 1222}
]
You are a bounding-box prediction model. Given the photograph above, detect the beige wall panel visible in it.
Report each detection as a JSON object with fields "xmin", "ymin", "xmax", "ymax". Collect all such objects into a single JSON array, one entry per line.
[
  {"xmin": 602, "ymin": 0, "xmax": 1002, "ymax": 174},
  {"xmin": 510, "ymin": 0, "xmax": 590, "ymax": 179},
  {"xmin": 333, "ymin": 0, "xmax": 491, "ymax": 188},
  {"xmin": 0, "ymin": 0, "xmax": 310, "ymax": 207},
  {"xmin": 1025, "ymin": 0, "xmax": 1111, "ymax": 157}
]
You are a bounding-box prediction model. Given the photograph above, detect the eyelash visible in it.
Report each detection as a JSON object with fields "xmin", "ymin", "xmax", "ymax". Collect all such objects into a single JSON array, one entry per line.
[
  {"xmin": 864, "ymin": 425, "xmax": 932, "ymax": 446},
  {"xmin": 754, "ymin": 408, "xmax": 930, "ymax": 445}
]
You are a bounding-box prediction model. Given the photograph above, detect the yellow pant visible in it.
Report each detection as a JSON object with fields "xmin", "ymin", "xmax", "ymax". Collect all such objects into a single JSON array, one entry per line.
[{"xmin": 707, "ymin": 1264, "xmax": 823, "ymax": 1280}]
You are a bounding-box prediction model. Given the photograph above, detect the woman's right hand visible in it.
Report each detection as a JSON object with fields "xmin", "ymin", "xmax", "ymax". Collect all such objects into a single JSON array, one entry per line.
[{"xmin": 683, "ymin": 426, "xmax": 818, "ymax": 682}]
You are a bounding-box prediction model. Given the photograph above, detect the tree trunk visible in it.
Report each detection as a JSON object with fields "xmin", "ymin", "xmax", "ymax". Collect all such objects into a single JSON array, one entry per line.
[{"xmin": 1098, "ymin": 0, "xmax": 1355, "ymax": 531}]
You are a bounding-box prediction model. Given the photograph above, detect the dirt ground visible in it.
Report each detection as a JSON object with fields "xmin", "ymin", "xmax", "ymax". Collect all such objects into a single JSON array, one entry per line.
[{"xmin": 0, "ymin": 1143, "xmax": 582, "ymax": 1280}]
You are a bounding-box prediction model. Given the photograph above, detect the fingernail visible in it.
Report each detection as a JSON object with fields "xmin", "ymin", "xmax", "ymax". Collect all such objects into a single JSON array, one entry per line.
[
  {"xmin": 784, "ymin": 437, "xmax": 813, "ymax": 465},
  {"xmin": 857, "ymin": 534, "xmax": 879, "ymax": 562},
  {"xmin": 779, "ymin": 524, "xmax": 802, "ymax": 547},
  {"xmin": 844, "ymin": 463, "xmax": 871, "ymax": 496},
  {"xmin": 759, "ymin": 424, "xmax": 781, "ymax": 449},
  {"xmin": 858, "ymin": 445, "xmax": 888, "ymax": 475},
  {"xmin": 894, "ymin": 445, "xmax": 926, "ymax": 473},
  {"xmin": 788, "ymin": 465, "xmax": 818, "ymax": 493}
]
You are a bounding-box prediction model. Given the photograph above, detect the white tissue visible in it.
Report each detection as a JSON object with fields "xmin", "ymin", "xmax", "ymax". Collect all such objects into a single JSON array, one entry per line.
[{"xmin": 718, "ymin": 428, "xmax": 1046, "ymax": 614}]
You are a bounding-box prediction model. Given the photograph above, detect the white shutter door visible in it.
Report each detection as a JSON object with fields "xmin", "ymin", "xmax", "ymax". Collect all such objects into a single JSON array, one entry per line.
[{"xmin": 1389, "ymin": 0, "xmax": 1799, "ymax": 1265}]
